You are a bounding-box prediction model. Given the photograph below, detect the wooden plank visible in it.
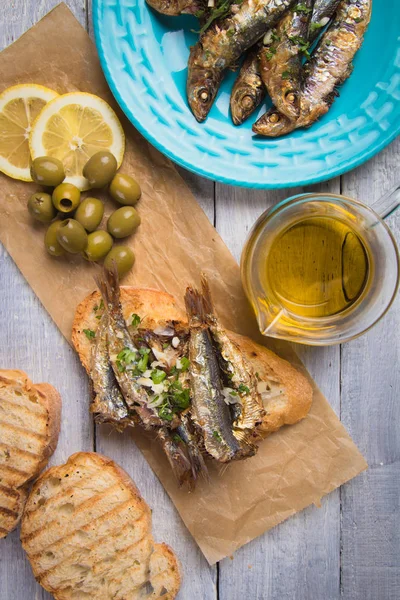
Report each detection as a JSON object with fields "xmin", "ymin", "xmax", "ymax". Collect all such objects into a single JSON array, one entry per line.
[
  {"xmin": 0, "ymin": 5, "xmax": 90, "ymax": 600},
  {"xmin": 0, "ymin": 0, "xmax": 87, "ymax": 47},
  {"xmin": 340, "ymin": 138, "xmax": 400, "ymax": 600},
  {"xmin": 0, "ymin": 253, "xmax": 93, "ymax": 600},
  {"xmin": 215, "ymin": 181, "xmax": 343, "ymax": 599}
]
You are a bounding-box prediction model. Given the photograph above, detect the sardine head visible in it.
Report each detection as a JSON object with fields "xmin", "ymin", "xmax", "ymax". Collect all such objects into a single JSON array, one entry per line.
[
  {"xmin": 230, "ymin": 87, "xmax": 261, "ymax": 126},
  {"xmin": 187, "ymin": 67, "xmax": 221, "ymax": 123},
  {"xmin": 252, "ymin": 109, "xmax": 296, "ymax": 137}
]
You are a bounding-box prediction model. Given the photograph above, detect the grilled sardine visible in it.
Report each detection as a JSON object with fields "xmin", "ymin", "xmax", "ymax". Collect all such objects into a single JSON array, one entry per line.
[
  {"xmin": 90, "ymin": 312, "xmax": 134, "ymax": 431},
  {"xmin": 230, "ymin": 46, "xmax": 265, "ymax": 126},
  {"xmin": 187, "ymin": 0, "xmax": 296, "ymax": 122},
  {"xmin": 253, "ymin": 0, "xmax": 372, "ymax": 136},
  {"xmin": 260, "ymin": 0, "xmax": 314, "ymax": 120}
]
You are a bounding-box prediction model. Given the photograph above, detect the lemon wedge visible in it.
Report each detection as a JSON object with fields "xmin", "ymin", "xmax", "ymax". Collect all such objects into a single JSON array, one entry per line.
[
  {"xmin": 0, "ymin": 84, "xmax": 58, "ymax": 181},
  {"xmin": 30, "ymin": 92, "xmax": 125, "ymax": 190}
]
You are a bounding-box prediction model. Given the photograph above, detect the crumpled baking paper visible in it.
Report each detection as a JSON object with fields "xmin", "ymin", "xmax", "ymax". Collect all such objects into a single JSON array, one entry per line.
[{"xmin": 0, "ymin": 4, "xmax": 367, "ymax": 565}]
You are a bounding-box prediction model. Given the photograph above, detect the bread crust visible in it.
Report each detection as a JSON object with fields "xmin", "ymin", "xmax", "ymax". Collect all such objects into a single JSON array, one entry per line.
[
  {"xmin": 21, "ymin": 452, "xmax": 181, "ymax": 599},
  {"xmin": 0, "ymin": 369, "xmax": 61, "ymax": 538},
  {"xmin": 72, "ymin": 287, "xmax": 312, "ymax": 437}
]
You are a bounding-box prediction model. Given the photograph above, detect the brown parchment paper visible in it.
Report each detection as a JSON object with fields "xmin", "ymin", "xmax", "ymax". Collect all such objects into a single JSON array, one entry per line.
[{"xmin": 0, "ymin": 4, "xmax": 367, "ymax": 565}]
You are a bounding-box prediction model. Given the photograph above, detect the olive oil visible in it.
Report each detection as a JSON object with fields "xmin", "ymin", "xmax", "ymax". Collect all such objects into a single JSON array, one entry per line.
[{"xmin": 264, "ymin": 216, "xmax": 370, "ymax": 319}]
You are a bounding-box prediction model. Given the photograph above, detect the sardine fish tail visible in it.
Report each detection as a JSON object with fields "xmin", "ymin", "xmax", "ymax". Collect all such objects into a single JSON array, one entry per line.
[
  {"xmin": 200, "ymin": 273, "xmax": 214, "ymax": 318},
  {"xmin": 94, "ymin": 264, "xmax": 121, "ymax": 310},
  {"xmin": 184, "ymin": 286, "xmax": 206, "ymax": 324},
  {"xmin": 158, "ymin": 428, "xmax": 193, "ymax": 488}
]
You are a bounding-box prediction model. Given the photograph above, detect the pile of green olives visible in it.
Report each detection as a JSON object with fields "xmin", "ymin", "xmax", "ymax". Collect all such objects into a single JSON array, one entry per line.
[{"xmin": 27, "ymin": 151, "xmax": 142, "ymax": 278}]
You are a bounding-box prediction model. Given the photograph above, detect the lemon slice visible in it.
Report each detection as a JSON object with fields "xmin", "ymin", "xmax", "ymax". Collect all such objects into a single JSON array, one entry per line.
[
  {"xmin": 0, "ymin": 84, "xmax": 58, "ymax": 181},
  {"xmin": 30, "ymin": 92, "xmax": 125, "ymax": 190}
]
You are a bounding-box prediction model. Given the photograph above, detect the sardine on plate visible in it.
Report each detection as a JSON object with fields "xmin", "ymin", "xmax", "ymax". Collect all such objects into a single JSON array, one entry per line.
[
  {"xmin": 309, "ymin": 0, "xmax": 341, "ymax": 41},
  {"xmin": 253, "ymin": 0, "xmax": 372, "ymax": 136},
  {"xmin": 260, "ymin": 0, "xmax": 314, "ymax": 120},
  {"xmin": 187, "ymin": 0, "xmax": 296, "ymax": 122},
  {"xmin": 145, "ymin": 0, "xmax": 205, "ymax": 16},
  {"xmin": 230, "ymin": 46, "xmax": 266, "ymax": 126}
]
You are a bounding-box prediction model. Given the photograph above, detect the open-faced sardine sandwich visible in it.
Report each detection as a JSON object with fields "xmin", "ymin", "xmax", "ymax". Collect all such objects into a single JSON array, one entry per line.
[{"xmin": 72, "ymin": 270, "xmax": 313, "ymax": 490}]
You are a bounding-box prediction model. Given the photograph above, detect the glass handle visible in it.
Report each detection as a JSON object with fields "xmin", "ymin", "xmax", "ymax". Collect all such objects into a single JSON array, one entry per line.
[{"xmin": 370, "ymin": 182, "xmax": 400, "ymax": 220}]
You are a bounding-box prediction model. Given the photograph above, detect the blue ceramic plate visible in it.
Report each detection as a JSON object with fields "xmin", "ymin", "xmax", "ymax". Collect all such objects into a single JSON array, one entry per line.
[{"xmin": 93, "ymin": 0, "xmax": 400, "ymax": 188}]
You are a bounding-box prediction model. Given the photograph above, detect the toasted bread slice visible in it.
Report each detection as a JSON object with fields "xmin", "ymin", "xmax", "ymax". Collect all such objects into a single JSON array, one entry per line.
[
  {"xmin": 0, "ymin": 370, "xmax": 61, "ymax": 538},
  {"xmin": 21, "ymin": 452, "xmax": 181, "ymax": 600},
  {"xmin": 72, "ymin": 288, "xmax": 312, "ymax": 436}
]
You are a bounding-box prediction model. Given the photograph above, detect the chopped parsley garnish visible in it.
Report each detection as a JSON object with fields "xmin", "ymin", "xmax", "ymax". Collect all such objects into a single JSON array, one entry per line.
[
  {"xmin": 238, "ymin": 384, "xmax": 250, "ymax": 395},
  {"xmin": 265, "ymin": 47, "xmax": 277, "ymax": 61},
  {"xmin": 197, "ymin": 0, "xmax": 234, "ymax": 36},
  {"xmin": 167, "ymin": 380, "xmax": 190, "ymax": 410},
  {"xmin": 137, "ymin": 352, "xmax": 150, "ymax": 373},
  {"xmin": 116, "ymin": 347, "xmax": 137, "ymax": 372},
  {"xmin": 281, "ymin": 71, "xmax": 291, "ymax": 80},
  {"xmin": 131, "ymin": 313, "xmax": 141, "ymax": 327},
  {"xmin": 294, "ymin": 3, "xmax": 312, "ymax": 14},
  {"xmin": 117, "ymin": 348, "xmax": 136, "ymax": 364},
  {"xmin": 158, "ymin": 405, "xmax": 174, "ymax": 421},
  {"xmin": 326, "ymin": 40, "xmax": 332, "ymax": 46},
  {"xmin": 271, "ymin": 31, "xmax": 281, "ymax": 42},
  {"xmin": 139, "ymin": 347, "xmax": 150, "ymax": 356},
  {"xmin": 179, "ymin": 357, "xmax": 190, "ymax": 372},
  {"xmin": 288, "ymin": 35, "xmax": 310, "ymax": 58},
  {"xmin": 83, "ymin": 329, "xmax": 95, "ymax": 340},
  {"xmin": 213, "ymin": 430, "xmax": 222, "ymax": 441},
  {"xmin": 310, "ymin": 21, "xmax": 325, "ymax": 32},
  {"xmin": 151, "ymin": 369, "xmax": 167, "ymax": 385},
  {"xmin": 94, "ymin": 299, "xmax": 104, "ymax": 313},
  {"xmin": 173, "ymin": 434, "xmax": 183, "ymax": 444},
  {"xmin": 354, "ymin": 17, "xmax": 363, "ymax": 23}
]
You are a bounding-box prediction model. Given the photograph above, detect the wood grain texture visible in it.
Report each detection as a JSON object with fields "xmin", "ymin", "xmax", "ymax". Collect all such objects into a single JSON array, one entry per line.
[{"xmin": 340, "ymin": 137, "xmax": 400, "ymax": 600}]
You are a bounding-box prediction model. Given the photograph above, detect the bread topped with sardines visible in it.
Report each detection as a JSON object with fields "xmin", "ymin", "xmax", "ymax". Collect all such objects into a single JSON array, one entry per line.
[
  {"xmin": 0, "ymin": 369, "xmax": 61, "ymax": 539},
  {"xmin": 72, "ymin": 270, "xmax": 313, "ymax": 490}
]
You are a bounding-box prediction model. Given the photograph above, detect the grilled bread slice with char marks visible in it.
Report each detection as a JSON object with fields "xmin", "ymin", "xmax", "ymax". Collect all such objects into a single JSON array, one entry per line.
[
  {"xmin": 0, "ymin": 369, "xmax": 61, "ymax": 538},
  {"xmin": 21, "ymin": 452, "xmax": 181, "ymax": 600},
  {"xmin": 72, "ymin": 288, "xmax": 312, "ymax": 437}
]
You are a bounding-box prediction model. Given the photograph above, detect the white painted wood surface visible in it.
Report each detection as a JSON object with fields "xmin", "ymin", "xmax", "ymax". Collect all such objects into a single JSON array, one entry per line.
[{"xmin": 0, "ymin": 2, "xmax": 399, "ymax": 599}]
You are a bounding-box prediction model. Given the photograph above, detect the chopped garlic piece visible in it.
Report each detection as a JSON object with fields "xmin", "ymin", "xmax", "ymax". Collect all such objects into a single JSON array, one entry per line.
[
  {"xmin": 154, "ymin": 326, "xmax": 175, "ymax": 336},
  {"xmin": 172, "ymin": 336, "xmax": 180, "ymax": 348}
]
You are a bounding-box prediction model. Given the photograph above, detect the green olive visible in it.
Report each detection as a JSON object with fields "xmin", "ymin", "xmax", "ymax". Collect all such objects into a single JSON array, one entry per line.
[
  {"xmin": 104, "ymin": 246, "xmax": 135, "ymax": 278},
  {"xmin": 44, "ymin": 221, "xmax": 65, "ymax": 257},
  {"xmin": 52, "ymin": 183, "xmax": 81, "ymax": 213},
  {"xmin": 75, "ymin": 197, "xmax": 104, "ymax": 232},
  {"xmin": 107, "ymin": 206, "xmax": 141, "ymax": 239},
  {"xmin": 83, "ymin": 230, "xmax": 113, "ymax": 261},
  {"xmin": 30, "ymin": 157, "xmax": 65, "ymax": 187},
  {"xmin": 28, "ymin": 192, "xmax": 56, "ymax": 223},
  {"xmin": 83, "ymin": 151, "xmax": 118, "ymax": 188},
  {"xmin": 56, "ymin": 219, "xmax": 88, "ymax": 254},
  {"xmin": 109, "ymin": 173, "xmax": 141, "ymax": 206}
]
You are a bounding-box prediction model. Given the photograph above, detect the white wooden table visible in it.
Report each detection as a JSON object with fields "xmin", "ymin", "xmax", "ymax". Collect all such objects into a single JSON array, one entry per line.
[{"xmin": 1, "ymin": 2, "xmax": 399, "ymax": 599}]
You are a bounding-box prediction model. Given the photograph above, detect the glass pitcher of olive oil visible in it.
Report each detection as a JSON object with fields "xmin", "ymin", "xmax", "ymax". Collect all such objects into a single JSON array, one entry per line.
[{"xmin": 241, "ymin": 188, "xmax": 400, "ymax": 345}]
